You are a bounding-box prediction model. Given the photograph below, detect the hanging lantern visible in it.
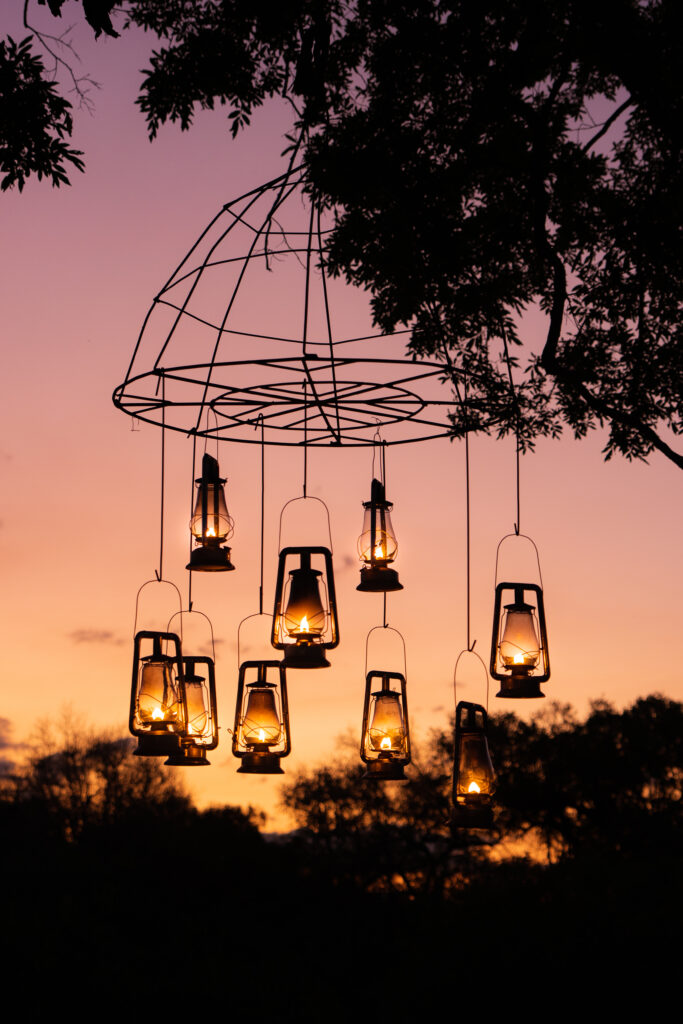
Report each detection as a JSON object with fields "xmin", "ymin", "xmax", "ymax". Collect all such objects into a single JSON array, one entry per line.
[
  {"xmin": 490, "ymin": 581, "xmax": 550, "ymax": 698},
  {"xmin": 452, "ymin": 701, "xmax": 496, "ymax": 829},
  {"xmin": 129, "ymin": 630, "xmax": 185, "ymax": 756},
  {"xmin": 232, "ymin": 660, "xmax": 291, "ymax": 774},
  {"xmin": 165, "ymin": 656, "xmax": 219, "ymax": 766},
  {"xmin": 272, "ymin": 547, "xmax": 339, "ymax": 668},
  {"xmin": 357, "ymin": 478, "xmax": 403, "ymax": 593},
  {"xmin": 187, "ymin": 452, "xmax": 235, "ymax": 572},
  {"xmin": 360, "ymin": 670, "xmax": 410, "ymax": 780}
]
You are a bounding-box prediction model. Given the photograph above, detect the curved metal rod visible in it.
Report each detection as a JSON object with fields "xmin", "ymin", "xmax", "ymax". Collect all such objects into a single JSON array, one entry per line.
[
  {"xmin": 167, "ymin": 607, "xmax": 216, "ymax": 663},
  {"xmin": 453, "ymin": 647, "xmax": 490, "ymax": 712},
  {"xmin": 133, "ymin": 577, "xmax": 183, "ymax": 638},
  {"xmin": 236, "ymin": 611, "xmax": 273, "ymax": 668},
  {"xmin": 364, "ymin": 624, "xmax": 407, "ymax": 679},
  {"xmin": 278, "ymin": 495, "xmax": 334, "ymax": 553},
  {"xmin": 494, "ymin": 532, "xmax": 544, "ymax": 589}
]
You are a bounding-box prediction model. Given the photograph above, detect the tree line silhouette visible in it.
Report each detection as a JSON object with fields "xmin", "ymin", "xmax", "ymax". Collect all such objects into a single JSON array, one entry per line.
[{"xmin": 1, "ymin": 695, "xmax": 679, "ymax": 1007}]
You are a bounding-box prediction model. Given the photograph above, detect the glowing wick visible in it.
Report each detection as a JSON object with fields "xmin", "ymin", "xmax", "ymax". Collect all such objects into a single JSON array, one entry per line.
[
  {"xmin": 380, "ymin": 737, "xmax": 392, "ymax": 751},
  {"xmin": 300, "ymin": 615, "xmax": 310, "ymax": 633},
  {"xmin": 151, "ymin": 708, "xmax": 165, "ymax": 721},
  {"xmin": 206, "ymin": 526, "xmax": 216, "ymax": 538},
  {"xmin": 258, "ymin": 729, "xmax": 266, "ymax": 743},
  {"xmin": 513, "ymin": 653, "xmax": 525, "ymax": 665},
  {"xmin": 468, "ymin": 781, "xmax": 481, "ymax": 794},
  {"xmin": 374, "ymin": 543, "xmax": 384, "ymax": 559}
]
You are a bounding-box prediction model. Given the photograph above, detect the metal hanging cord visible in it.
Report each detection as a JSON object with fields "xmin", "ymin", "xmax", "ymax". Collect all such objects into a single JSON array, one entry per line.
[{"xmin": 501, "ymin": 326, "xmax": 522, "ymax": 535}]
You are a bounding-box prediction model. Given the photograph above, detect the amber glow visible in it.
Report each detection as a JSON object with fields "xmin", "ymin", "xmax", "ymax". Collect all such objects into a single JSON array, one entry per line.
[
  {"xmin": 468, "ymin": 781, "xmax": 481, "ymax": 794},
  {"xmin": 241, "ymin": 686, "xmax": 282, "ymax": 747},
  {"xmin": 374, "ymin": 543, "xmax": 384, "ymax": 559},
  {"xmin": 206, "ymin": 525, "xmax": 216, "ymax": 538},
  {"xmin": 151, "ymin": 708, "xmax": 165, "ymax": 721},
  {"xmin": 300, "ymin": 615, "xmax": 309, "ymax": 633},
  {"xmin": 380, "ymin": 736, "xmax": 392, "ymax": 750}
]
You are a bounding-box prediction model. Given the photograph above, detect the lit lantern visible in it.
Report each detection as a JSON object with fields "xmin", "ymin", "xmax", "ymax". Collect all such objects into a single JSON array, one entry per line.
[
  {"xmin": 357, "ymin": 478, "xmax": 403, "ymax": 592},
  {"xmin": 187, "ymin": 452, "xmax": 235, "ymax": 572},
  {"xmin": 272, "ymin": 546, "xmax": 339, "ymax": 668},
  {"xmin": 360, "ymin": 671, "xmax": 411, "ymax": 780},
  {"xmin": 490, "ymin": 582, "xmax": 550, "ymax": 698},
  {"xmin": 165, "ymin": 656, "xmax": 219, "ymax": 766},
  {"xmin": 452, "ymin": 701, "xmax": 496, "ymax": 829},
  {"xmin": 129, "ymin": 630, "xmax": 185, "ymax": 757},
  {"xmin": 232, "ymin": 660, "xmax": 291, "ymax": 774}
]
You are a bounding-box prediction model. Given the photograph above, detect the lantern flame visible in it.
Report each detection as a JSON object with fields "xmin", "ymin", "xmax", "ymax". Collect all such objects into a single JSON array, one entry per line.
[
  {"xmin": 374, "ymin": 543, "xmax": 384, "ymax": 559},
  {"xmin": 151, "ymin": 708, "xmax": 165, "ymax": 721},
  {"xmin": 300, "ymin": 615, "xmax": 310, "ymax": 633},
  {"xmin": 206, "ymin": 525, "xmax": 216, "ymax": 538},
  {"xmin": 513, "ymin": 653, "xmax": 525, "ymax": 664},
  {"xmin": 468, "ymin": 781, "xmax": 481, "ymax": 794},
  {"xmin": 258, "ymin": 729, "xmax": 266, "ymax": 742},
  {"xmin": 380, "ymin": 736, "xmax": 392, "ymax": 750}
]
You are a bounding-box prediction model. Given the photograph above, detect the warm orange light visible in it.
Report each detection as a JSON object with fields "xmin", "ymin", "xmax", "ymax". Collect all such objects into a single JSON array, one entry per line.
[
  {"xmin": 468, "ymin": 781, "xmax": 481, "ymax": 794},
  {"xmin": 513, "ymin": 653, "xmax": 525, "ymax": 665},
  {"xmin": 300, "ymin": 615, "xmax": 310, "ymax": 633},
  {"xmin": 374, "ymin": 543, "xmax": 384, "ymax": 559},
  {"xmin": 380, "ymin": 736, "xmax": 392, "ymax": 751},
  {"xmin": 206, "ymin": 525, "xmax": 216, "ymax": 538},
  {"xmin": 151, "ymin": 708, "xmax": 165, "ymax": 721}
]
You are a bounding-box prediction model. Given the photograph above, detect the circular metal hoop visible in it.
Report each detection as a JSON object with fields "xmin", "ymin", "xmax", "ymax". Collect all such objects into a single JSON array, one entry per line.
[{"xmin": 113, "ymin": 170, "xmax": 457, "ymax": 447}]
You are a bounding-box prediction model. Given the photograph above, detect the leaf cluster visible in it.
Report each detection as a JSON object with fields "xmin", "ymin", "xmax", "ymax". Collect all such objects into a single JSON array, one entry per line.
[{"xmin": 0, "ymin": 34, "xmax": 84, "ymax": 190}]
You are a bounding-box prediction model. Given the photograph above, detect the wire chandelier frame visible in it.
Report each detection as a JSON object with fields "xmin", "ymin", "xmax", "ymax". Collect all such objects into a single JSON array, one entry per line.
[{"xmin": 113, "ymin": 168, "xmax": 457, "ymax": 447}]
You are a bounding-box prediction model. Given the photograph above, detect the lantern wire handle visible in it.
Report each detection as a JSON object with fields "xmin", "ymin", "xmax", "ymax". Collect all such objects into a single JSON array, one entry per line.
[
  {"xmin": 133, "ymin": 577, "xmax": 183, "ymax": 638},
  {"xmin": 237, "ymin": 611, "xmax": 274, "ymax": 668},
  {"xmin": 277, "ymin": 495, "xmax": 334, "ymax": 553},
  {"xmin": 364, "ymin": 624, "xmax": 407, "ymax": 679},
  {"xmin": 167, "ymin": 607, "xmax": 216, "ymax": 664},
  {"xmin": 303, "ymin": 379, "xmax": 308, "ymax": 497},
  {"xmin": 494, "ymin": 532, "xmax": 545, "ymax": 590},
  {"xmin": 501, "ymin": 325, "xmax": 522, "ymax": 535},
  {"xmin": 453, "ymin": 647, "xmax": 490, "ymax": 713}
]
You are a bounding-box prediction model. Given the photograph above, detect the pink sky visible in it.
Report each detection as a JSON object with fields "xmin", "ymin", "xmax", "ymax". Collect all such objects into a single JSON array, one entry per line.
[{"xmin": 1, "ymin": 9, "xmax": 681, "ymax": 827}]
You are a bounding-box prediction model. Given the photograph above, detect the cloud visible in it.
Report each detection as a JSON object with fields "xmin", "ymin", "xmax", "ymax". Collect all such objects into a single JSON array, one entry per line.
[{"xmin": 68, "ymin": 629, "xmax": 124, "ymax": 645}]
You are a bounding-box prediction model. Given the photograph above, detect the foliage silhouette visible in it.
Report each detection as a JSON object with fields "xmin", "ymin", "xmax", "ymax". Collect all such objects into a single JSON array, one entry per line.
[{"xmin": 7, "ymin": 1, "xmax": 682, "ymax": 469}]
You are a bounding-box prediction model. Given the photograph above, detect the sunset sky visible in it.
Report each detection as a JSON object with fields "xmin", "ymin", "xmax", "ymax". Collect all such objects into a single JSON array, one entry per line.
[{"xmin": 1, "ymin": 7, "xmax": 681, "ymax": 827}]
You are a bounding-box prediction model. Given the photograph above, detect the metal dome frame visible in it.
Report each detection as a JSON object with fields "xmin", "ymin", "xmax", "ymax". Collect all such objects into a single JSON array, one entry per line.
[{"xmin": 113, "ymin": 168, "xmax": 457, "ymax": 447}]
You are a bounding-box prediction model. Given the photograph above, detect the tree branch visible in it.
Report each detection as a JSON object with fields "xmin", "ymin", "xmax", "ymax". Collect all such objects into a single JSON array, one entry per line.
[{"xmin": 581, "ymin": 96, "xmax": 634, "ymax": 154}]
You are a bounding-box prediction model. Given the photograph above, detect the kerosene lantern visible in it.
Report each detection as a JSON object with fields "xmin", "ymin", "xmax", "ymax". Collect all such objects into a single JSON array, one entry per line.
[
  {"xmin": 272, "ymin": 547, "xmax": 339, "ymax": 668},
  {"xmin": 490, "ymin": 533, "xmax": 550, "ymax": 698},
  {"xmin": 187, "ymin": 452, "xmax": 235, "ymax": 572},
  {"xmin": 360, "ymin": 670, "xmax": 411, "ymax": 780},
  {"xmin": 129, "ymin": 630, "xmax": 185, "ymax": 757},
  {"xmin": 165, "ymin": 656, "xmax": 219, "ymax": 766},
  {"xmin": 452, "ymin": 701, "xmax": 496, "ymax": 829},
  {"xmin": 490, "ymin": 581, "xmax": 550, "ymax": 697},
  {"xmin": 357, "ymin": 478, "xmax": 402, "ymax": 592},
  {"xmin": 232, "ymin": 661, "xmax": 291, "ymax": 774}
]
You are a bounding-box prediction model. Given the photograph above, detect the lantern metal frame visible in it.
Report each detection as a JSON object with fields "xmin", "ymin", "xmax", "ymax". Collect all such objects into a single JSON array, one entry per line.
[
  {"xmin": 452, "ymin": 701, "xmax": 496, "ymax": 829},
  {"xmin": 187, "ymin": 451, "xmax": 235, "ymax": 572},
  {"xmin": 271, "ymin": 496, "xmax": 339, "ymax": 668},
  {"xmin": 232, "ymin": 659, "xmax": 291, "ymax": 774},
  {"xmin": 165, "ymin": 655, "xmax": 219, "ymax": 766},
  {"xmin": 451, "ymin": 650, "xmax": 496, "ymax": 830},
  {"xmin": 360, "ymin": 626, "xmax": 411, "ymax": 780},
  {"xmin": 490, "ymin": 533, "xmax": 550, "ymax": 699},
  {"xmin": 357, "ymin": 473, "xmax": 403, "ymax": 593},
  {"xmin": 129, "ymin": 629, "xmax": 186, "ymax": 757}
]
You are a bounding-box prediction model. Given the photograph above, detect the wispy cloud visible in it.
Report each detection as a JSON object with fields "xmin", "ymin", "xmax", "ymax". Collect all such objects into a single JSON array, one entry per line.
[{"xmin": 68, "ymin": 629, "xmax": 124, "ymax": 645}]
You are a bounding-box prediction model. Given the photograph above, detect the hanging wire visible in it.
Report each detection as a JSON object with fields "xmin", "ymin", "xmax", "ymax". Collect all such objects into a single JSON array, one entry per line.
[
  {"xmin": 316, "ymin": 204, "xmax": 342, "ymax": 442},
  {"xmin": 256, "ymin": 414, "xmax": 266, "ymax": 614},
  {"xmin": 501, "ymin": 326, "xmax": 522, "ymax": 535},
  {"xmin": 187, "ymin": 430, "xmax": 198, "ymax": 609},
  {"xmin": 156, "ymin": 371, "xmax": 166, "ymax": 581},
  {"xmin": 303, "ymin": 380, "xmax": 308, "ymax": 497}
]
